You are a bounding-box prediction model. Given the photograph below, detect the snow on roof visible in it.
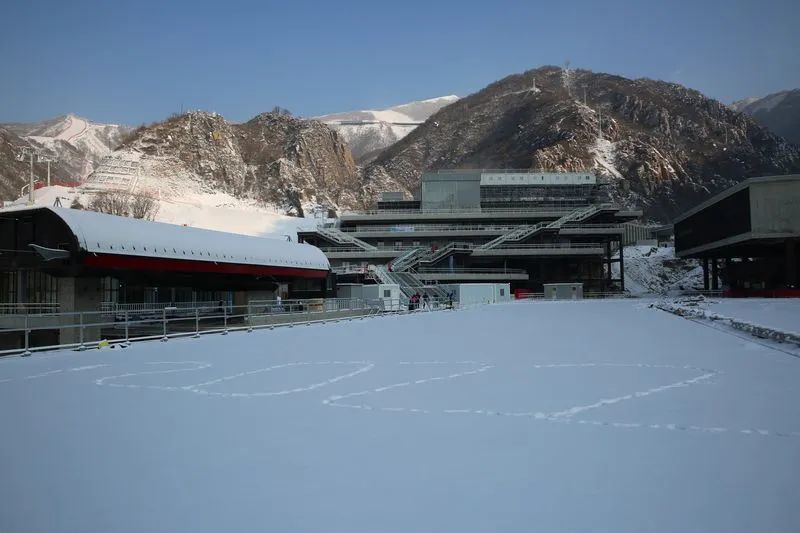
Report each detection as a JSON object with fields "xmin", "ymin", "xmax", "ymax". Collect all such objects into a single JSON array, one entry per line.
[{"xmin": 46, "ymin": 207, "xmax": 329, "ymax": 271}]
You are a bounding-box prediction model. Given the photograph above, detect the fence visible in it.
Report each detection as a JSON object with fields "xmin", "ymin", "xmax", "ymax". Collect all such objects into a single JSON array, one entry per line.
[
  {"xmin": 0, "ymin": 303, "xmax": 60, "ymax": 315},
  {"xmin": 0, "ymin": 297, "xmax": 454, "ymax": 357}
]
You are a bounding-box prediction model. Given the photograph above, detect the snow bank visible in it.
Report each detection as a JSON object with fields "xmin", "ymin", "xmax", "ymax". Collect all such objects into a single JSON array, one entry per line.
[{"xmin": 613, "ymin": 245, "xmax": 703, "ymax": 295}]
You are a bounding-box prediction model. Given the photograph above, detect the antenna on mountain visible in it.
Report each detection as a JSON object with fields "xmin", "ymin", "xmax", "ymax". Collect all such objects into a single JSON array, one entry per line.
[{"xmin": 532, "ymin": 77, "xmax": 536, "ymax": 92}]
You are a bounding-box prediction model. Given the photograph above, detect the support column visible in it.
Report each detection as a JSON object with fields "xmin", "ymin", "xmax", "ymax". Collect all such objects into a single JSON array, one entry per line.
[
  {"xmin": 724, "ymin": 258, "xmax": 732, "ymax": 289},
  {"xmin": 619, "ymin": 240, "xmax": 625, "ymax": 292},
  {"xmin": 605, "ymin": 240, "xmax": 612, "ymax": 291},
  {"xmin": 787, "ymin": 240, "xmax": 798, "ymax": 287},
  {"xmin": 711, "ymin": 258, "xmax": 719, "ymax": 291},
  {"xmin": 702, "ymin": 258, "xmax": 710, "ymax": 291}
]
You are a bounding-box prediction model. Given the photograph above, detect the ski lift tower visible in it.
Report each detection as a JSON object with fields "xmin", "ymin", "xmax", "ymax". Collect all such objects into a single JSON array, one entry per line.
[
  {"xmin": 16, "ymin": 147, "xmax": 44, "ymax": 205},
  {"xmin": 38, "ymin": 154, "xmax": 57, "ymax": 187}
]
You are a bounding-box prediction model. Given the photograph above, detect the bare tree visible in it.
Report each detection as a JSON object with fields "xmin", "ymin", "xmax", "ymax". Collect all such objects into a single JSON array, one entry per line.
[
  {"xmin": 88, "ymin": 191, "xmax": 131, "ymax": 217},
  {"xmin": 129, "ymin": 194, "xmax": 159, "ymax": 220}
]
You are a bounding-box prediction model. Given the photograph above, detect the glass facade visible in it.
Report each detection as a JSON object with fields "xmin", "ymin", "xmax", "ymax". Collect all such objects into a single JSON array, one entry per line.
[{"xmin": 420, "ymin": 173, "xmax": 481, "ymax": 210}]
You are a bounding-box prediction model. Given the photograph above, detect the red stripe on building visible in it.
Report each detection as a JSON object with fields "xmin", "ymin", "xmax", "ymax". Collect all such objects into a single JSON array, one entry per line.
[{"xmin": 82, "ymin": 253, "xmax": 328, "ymax": 279}]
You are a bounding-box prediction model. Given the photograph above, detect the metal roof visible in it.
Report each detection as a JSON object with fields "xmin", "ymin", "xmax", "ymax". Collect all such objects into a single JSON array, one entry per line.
[{"xmin": 26, "ymin": 207, "xmax": 330, "ymax": 271}]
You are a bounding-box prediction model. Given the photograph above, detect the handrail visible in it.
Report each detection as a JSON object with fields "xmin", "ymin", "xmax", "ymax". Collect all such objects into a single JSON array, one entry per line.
[{"xmin": 0, "ymin": 296, "xmax": 458, "ymax": 356}]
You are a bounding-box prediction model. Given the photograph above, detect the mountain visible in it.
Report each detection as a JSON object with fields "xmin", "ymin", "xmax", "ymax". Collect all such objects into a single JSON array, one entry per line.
[
  {"xmin": 731, "ymin": 90, "xmax": 800, "ymax": 144},
  {"xmin": 0, "ymin": 127, "xmax": 32, "ymax": 201},
  {"xmin": 85, "ymin": 110, "xmax": 359, "ymax": 216},
  {"xmin": 0, "ymin": 114, "xmax": 131, "ymax": 190},
  {"xmin": 364, "ymin": 67, "xmax": 800, "ymax": 220},
  {"xmin": 317, "ymin": 96, "xmax": 459, "ymax": 163}
]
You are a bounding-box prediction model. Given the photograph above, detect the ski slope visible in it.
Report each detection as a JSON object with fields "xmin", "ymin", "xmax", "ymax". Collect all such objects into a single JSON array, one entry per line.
[{"xmin": 2, "ymin": 300, "xmax": 800, "ymax": 532}]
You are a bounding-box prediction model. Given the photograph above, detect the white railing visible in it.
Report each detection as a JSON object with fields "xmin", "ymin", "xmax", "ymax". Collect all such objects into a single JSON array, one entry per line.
[
  {"xmin": 0, "ymin": 303, "xmax": 60, "ymax": 315},
  {"xmin": 0, "ymin": 296, "xmax": 458, "ymax": 357},
  {"xmin": 99, "ymin": 301, "xmax": 223, "ymax": 314}
]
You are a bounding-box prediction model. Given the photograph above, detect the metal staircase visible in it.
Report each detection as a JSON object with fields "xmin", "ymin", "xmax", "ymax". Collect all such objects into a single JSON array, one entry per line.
[
  {"xmin": 420, "ymin": 241, "xmax": 474, "ymax": 265},
  {"xmin": 389, "ymin": 247, "xmax": 426, "ymax": 272},
  {"xmin": 316, "ymin": 226, "xmax": 377, "ymax": 250},
  {"xmin": 372, "ymin": 265, "xmax": 448, "ymax": 300},
  {"xmin": 476, "ymin": 204, "xmax": 608, "ymax": 251}
]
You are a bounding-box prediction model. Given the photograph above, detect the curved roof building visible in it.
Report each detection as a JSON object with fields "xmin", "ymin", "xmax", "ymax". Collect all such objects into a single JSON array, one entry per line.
[{"xmin": 1, "ymin": 206, "xmax": 329, "ymax": 279}]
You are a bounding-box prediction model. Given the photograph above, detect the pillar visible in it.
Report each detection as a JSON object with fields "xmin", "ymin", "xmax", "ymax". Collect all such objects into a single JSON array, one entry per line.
[
  {"xmin": 58, "ymin": 277, "xmax": 103, "ymax": 345},
  {"xmin": 619, "ymin": 240, "xmax": 625, "ymax": 292},
  {"xmin": 787, "ymin": 240, "xmax": 798, "ymax": 287},
  {"xmin": 702, "ymin": 258, "xmax": 710, "ymax": 291}
]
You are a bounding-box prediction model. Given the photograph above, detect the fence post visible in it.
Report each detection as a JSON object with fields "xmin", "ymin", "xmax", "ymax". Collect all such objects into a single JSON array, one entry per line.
[
  {"xmin": 193, "ymin": 308, "xmax": 200, "ymax": 338},
  {"xmin": 161, "ymin": 308, "xmax": 168, "ymax": 341},
  {"xmin": 124, "ymin": 311, "xmax": 129, "ymax": 344},
  {"xmin": 247, "ymin": 303, "xmax": 253, "ymax": 332},
  {"xmin": 222, "ymin": 305, "xmax": 228, "ymax": 335},
  {"xmin": 21, "ymin": 314, "xmax": 31, "ymax": 356},
  {"xmin": 77, "ymin": 312, "xmax": 86, "ymax": 351}
]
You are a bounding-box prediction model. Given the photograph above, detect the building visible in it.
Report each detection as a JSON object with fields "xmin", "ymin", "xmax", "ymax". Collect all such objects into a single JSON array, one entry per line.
[
  {"xmin": 674, "ymin": 175, "xmax": 800, "ymax": 295},
  {"xmin": 0, "ymin": 206, "xmax": 330, "ymax": 346},
  {"xmin": 299, "ymin": 169, "xmax": 641, "ymax": 296}
]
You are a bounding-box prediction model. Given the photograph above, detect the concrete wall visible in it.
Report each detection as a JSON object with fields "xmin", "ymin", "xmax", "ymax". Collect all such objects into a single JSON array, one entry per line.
[{"xmin": 750, "ymin": 181, "xmax": 800, "ymax": 234}]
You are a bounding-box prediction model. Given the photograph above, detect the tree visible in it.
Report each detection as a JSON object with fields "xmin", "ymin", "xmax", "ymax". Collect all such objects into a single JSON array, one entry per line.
[
  {"xmin": 89, "ymin": 191, "xmax": 130, "ymax": 216},
  {"xmin": 129, "ymin": 194, "xmax": 159, "ymax": 220}
]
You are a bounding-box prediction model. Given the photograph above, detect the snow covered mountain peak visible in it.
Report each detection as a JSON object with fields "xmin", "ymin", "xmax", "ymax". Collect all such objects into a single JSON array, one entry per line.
[
  {"xmin": 2, "ymin": 114, "xmax": 131, "ymax": 179},
  {"xmin": 317, "ymin": 95, "xmax": 460, "ymax": 162}
]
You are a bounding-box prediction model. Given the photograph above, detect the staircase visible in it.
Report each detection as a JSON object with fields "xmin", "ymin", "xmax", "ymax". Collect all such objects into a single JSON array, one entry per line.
[
  {"xmin": 372, "ymin": 265, "xmax": 448, "ymax": 300},
  {"xmin": 477, "ymin": 222, "xmax": 548, "ymax": 250},
  {"xmin": 476, "ymin": 204, "xmax": 607, "ymax": 251},
  {"xmin": 389, "ymin": 247, "xmax": 426, "ymax": 272},
  {"xmin": 420, "ymin": 241, "xmax": 474, "ymax": 265},
  {"xmin": 316, "ymin": 226, "xmax": 377, "ymax": 250}
]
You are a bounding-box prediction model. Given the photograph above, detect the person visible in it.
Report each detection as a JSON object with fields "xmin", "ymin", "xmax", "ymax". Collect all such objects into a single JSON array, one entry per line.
[
  {"xmin": 422, "ymin": 293, "xmax": 429, "ymax": 310},
  {"xmin": 448, "ymin": 291, "xmax": 454, "ymax": 309},
  {"xmin": 410, "ymin": 293, "xmax": 420, "ymax": 311}
]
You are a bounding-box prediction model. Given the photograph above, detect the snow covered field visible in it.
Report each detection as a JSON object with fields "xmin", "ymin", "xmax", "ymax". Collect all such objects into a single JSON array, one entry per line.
[{"xmin": 2, "ymin": 300, "xmax": 800, "ymax": 532}]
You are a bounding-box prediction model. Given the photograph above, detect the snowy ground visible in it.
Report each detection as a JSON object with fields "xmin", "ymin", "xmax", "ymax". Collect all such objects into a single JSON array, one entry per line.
[
  {"xmin": 2, "ymin": 300, "xmax": 800, "ymax": 532},
  {"xmin": 688, "ymin": 298, "xmax": 800, "ymax": 336}
]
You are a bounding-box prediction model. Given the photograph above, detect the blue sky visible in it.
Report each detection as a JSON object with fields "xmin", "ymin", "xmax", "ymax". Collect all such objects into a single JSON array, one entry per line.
[{"xmin": 1, "ymin": 0, "xmax": 798, "ymax": 125}]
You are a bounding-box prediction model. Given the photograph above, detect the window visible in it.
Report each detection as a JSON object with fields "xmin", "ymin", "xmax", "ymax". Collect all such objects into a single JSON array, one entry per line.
[{"xmin": 383, "ymin": 289, "xmax": 391, "ymax": 298}]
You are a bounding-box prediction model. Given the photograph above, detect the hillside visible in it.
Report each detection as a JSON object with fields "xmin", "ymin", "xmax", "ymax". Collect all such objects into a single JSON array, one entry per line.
[
  {"xmin": 3, "ymin": 114, "xmax": 130, "ymax": 180},
  {"xmin": 0, "ymin": 127, "xmax": 31, "ymax": 200},
  {"xmin": 85, "ymin": 111, "xmax": 359, "ymax": 216},
  {"xmin": 364, "ymin": 67, "xmax": 800, "ymax": 220},
  {"xmin": 731, "ymin": 89, "xmax": 800, "ymax": 144},
  {"xmin": 317, "ymin": 96, "xmax": 459, "ymax": 163}
]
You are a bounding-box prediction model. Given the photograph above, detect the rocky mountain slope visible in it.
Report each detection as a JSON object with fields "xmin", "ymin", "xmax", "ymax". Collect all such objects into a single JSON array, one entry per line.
[
  {"xmin": 364, "ymin": 67, "xmax": 800, "ymax": 220},
  {"xmin": 0, "ymin": 127, "xmax": 32, "ymax": 201},
  {"xmin": 731, "ymin": 89, "xmax": 800, "ymax": 144},
  {"xmin": 3, "ymin": 114, "xmax": 130, "ymax": 180},
  {"xmin": 86, "ymin": 111, "xmax": 359, "ymax": 216},
  {"xmin": 317, "ymin": 96, "xmax": 459, "ymax": 163}
]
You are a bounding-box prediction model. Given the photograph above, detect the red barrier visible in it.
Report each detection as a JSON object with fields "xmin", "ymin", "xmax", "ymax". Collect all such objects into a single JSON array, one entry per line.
[
  {"xmin": 34, "ymin": 181, "xmax": 81, "ymax": 190},
  {"xmin": 723, "ymin": 288, "xmax": 800, "ymax": 298}
]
